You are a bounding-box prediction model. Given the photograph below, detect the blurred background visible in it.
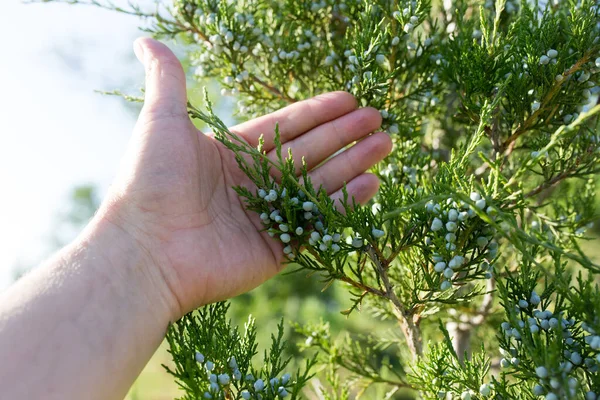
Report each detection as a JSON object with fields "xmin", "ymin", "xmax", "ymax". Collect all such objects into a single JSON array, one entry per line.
[
  {"xmin": 0, "ymin": 0, "xmax": 143, "ymax": 284},
  {"xmin": 2, "ymin": 1, "xmax": 599, "ymax": 399}
]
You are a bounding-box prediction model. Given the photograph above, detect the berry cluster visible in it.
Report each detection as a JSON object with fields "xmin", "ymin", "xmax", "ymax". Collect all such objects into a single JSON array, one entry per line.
[
  {"xmin": 255, "ymin": 184, "xmax": 390, "ymax": 258},
  {"xmin": 192, "ymin": 11, "xmax": 257, "ymax": 83},
  {"xmin": 539, "ymin": 49, "xmax": 559, "ymax": 66},
  {"xmin": 195, "ymin": 352, "xmax": 291, "ymax": 399},
  {"xmin": 256, "ymin": 186, "xmax": 344, "ymax": 258},
  {"xmin": 380, "ymin": 161, "xmax": 425, "ymax": 190},
  {"xmin": 531, "ymin": 365, "xmax": 581, "ymax": 400},
  {"xmin": 499, "ymin": 290, "xmax": 600, "ymax": 398},
  {"xmin": 425, "ymin": 192, "xmax": 498, "ymax": 291}
]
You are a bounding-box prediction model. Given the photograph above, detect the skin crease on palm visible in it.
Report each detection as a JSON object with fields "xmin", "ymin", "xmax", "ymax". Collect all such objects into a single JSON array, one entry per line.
[{"xmin": 103, "ymin": 37, "xmax": 393, "ymax": 317}]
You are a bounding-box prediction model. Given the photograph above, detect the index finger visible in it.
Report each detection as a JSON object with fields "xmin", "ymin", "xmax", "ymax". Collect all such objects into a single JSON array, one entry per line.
[{"xmin": 230, "ymin": 91, "xmax": 358, "ymax": 151}]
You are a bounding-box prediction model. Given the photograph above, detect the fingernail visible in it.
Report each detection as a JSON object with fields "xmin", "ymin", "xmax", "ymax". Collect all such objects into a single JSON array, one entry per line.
[{"xmin": 134, "ymin": 40, "xmax": 146, "ymax": 66}]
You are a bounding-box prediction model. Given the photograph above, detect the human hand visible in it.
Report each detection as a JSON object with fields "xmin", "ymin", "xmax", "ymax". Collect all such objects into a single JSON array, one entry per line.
[{"xmin": 99, "ymin": 38, "xmax": 392, "ymax": 319}]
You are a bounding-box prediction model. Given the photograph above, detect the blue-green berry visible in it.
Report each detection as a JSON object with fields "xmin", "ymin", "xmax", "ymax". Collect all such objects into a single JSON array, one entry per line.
[
  {"xmin": 479, "ymin": 383, "xmax": 491, "ymax": 397},
  {"xmin": 218, "ymin": 373, "xmax": 230, "ymax": 385},
  {"xmin": 372, "ymin": 228, "xmax": 385, "ymax": 238},
  {"xmin": 302, "ymin": 201, "xmax": 314, "ymax": 211},
  {"xmin": 434, "ymin": 262, "xmax": 446, "ymax": 273},
  {"xmin": 254, "ymin": 379, "xmax": 265, "ymax": 391},
  {"xmin": 431, "ymin": 218, "xmax": 443, "ymax": 231}
]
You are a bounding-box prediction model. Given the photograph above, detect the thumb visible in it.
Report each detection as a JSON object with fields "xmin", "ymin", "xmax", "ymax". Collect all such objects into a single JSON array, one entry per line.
[{"xmin": 134, "ymin": 37, "xmax": 188, "ymax": 117}]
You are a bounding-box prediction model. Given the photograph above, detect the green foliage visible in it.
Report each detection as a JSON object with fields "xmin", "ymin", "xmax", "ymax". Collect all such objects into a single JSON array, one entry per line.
[
  {"xmin": 43, "ymin": 0, "xmax": 600, "ymax": 398},
  {"xmin": 294, "ymin": 320, "xmax": 410, "ymax": 397},
  {"xmin": 165, "ymin": 302, "xmax": 316, "ymax": 399},
  {"xmin": 409, "ymin": 324, "xmax": 492, "ymax": 400}
]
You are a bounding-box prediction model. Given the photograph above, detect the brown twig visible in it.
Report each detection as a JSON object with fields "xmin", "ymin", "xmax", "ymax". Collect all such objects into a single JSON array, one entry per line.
[
  {"xmin": 523, "ymin": 166, "xmax": 578, "ymax": 199},
  {"xmin": 338, "ymin": 276, "xmax": 387, "ymax": 298},
  {"xmin": 251, "ymin": 76, "xmax": 297, "ymax": 104},
  {"xmin": 367, "ymin": 247, "xmax": 423, "ymax": 358},
  {"xmin": 304, "ymin": 246, "xmax": 386, "ymax": 298},
  {"xmin": 500, "ymin": 52, "xmax": 594, "ymax": 153}
]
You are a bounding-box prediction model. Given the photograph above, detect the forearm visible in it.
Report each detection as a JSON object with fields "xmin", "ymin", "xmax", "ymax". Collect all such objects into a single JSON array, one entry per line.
[{"xmin": 0, "ymin": 214, "xmax": 177, "ymax": 400}]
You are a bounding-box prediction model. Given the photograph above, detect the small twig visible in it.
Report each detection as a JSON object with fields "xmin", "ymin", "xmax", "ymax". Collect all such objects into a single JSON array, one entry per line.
[
  {"xmin": 500, "ymin": 52, "xmax": 594, "ymax": 153},
  {"xmin": 385, "ymin": 225, "xmax": 418, "ymax": 265},
  {"xmin": 367, "ymin": 247, "xmax": 423, "ymax": 358},
  {"xmin": 338, "ymin": 276, "xmax": 387, "ymax": 298},
  {"xmin": 250, "ymin": 76, "xmax": 296, "ymax": 104},
  {"xmin": 310, "ymin": 342, "xmax": 414, "ymax": 390},
  {"xmin": 303, "ymin": 246, "xmax": 386, "ymax": 298},
  {"xmin": 523, "ymin": 165, "xmax": 579, "ymax": 199},
  {"xmin": 334, "ymin": 357, "xmax": 413, "ymax": 389}
]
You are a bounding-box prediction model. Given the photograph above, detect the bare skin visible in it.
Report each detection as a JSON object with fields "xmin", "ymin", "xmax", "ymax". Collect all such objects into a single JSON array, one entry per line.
[{"xmin": 0, "ymin": 38, "xmax": 392, "ymax": 399}]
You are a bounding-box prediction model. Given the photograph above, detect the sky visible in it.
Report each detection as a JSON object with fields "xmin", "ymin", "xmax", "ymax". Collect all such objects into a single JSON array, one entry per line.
[{"xmin": 0, "ymin": 0, "xmax": 152, "ymax": 290}]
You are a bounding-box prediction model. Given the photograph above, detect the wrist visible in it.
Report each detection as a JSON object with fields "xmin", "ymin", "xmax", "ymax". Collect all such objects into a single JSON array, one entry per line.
[
  {"xmin": 0, "ymin": 200, "xmax": 182, "ymax": 399},
  {"xmin": 83, "ymin": 201, "xmax": 183, "ymax": 324}
]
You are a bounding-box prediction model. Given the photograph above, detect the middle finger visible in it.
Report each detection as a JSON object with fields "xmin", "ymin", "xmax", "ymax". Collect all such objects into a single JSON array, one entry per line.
[{"xmin": 267, "ymin": 107, "xmax": 382, "ymax": 174}]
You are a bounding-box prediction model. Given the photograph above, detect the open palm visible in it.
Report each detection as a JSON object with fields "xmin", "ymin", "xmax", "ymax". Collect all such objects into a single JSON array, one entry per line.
[{"xmin": 104, "ymin": 38, "xmax": 392, "ymax": 317}]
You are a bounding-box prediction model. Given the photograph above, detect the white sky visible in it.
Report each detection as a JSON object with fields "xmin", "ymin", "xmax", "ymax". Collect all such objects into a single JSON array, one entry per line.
[{"xmin": 0, "ymin": 0, "xmax": 151, "ymax": 290}]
